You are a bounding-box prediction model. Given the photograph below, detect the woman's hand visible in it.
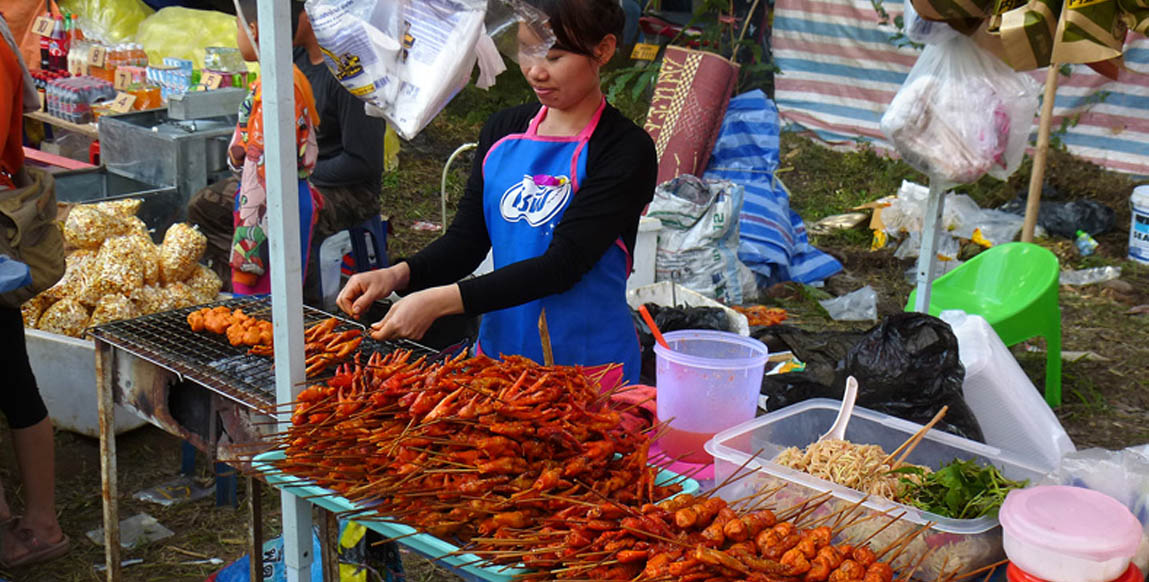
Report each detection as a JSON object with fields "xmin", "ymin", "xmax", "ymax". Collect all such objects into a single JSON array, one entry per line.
[
  {"xmin": 370, "ymin": 285, "xmax": 463, "ymax": 341},
  {"xmin": 337, "ymin": 263, "xmax": 411, "ymax": 319}
]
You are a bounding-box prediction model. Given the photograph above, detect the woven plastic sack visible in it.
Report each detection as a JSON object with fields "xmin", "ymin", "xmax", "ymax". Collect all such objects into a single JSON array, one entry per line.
[
  {"xmin": 880, "ymin": 36, "xmax": 1039, "ymax": 185},
  {"xmin": 59, "ymin": 0, "xmax": 153, "ymax": 43},
  {"xmin": 647, "ymin": 175, "xmax": 758, "ymax": 304},
  {"xmin": 136, "ymin": 7, "xmax": 241, "ymax": 69}
]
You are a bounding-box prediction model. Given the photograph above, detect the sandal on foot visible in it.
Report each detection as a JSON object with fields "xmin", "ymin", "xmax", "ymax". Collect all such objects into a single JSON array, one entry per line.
[{"xmin": 1, "ymin": 524, "xmax": 70, "ymax": 568}]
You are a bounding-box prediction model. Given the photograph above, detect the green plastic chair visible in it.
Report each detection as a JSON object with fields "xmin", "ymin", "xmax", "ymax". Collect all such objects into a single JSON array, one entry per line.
[{"xmin": 906, "ymin": 242, "xmax": 1062, "ymax": 406}]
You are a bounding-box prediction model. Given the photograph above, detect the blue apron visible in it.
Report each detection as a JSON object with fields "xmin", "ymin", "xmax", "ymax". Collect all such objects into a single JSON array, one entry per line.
[{"xmin": 478, "ymin": 100, "xmax": 640, "ymax": 384}]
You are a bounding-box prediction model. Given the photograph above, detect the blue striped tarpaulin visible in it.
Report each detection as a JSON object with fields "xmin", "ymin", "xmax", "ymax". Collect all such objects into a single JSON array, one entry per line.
[
  {"xmin": 704, "ymin": 91, "xmax": 844, "ymax": 284},
  {"xmin": 773, "ymin": 0, "xmax": 1149, "ymax": 176}
]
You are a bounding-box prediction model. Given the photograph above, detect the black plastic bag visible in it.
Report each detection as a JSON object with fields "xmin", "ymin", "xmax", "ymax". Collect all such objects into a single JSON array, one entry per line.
[
  {"xmin": 762, "ymin": 313, "xmax": 984, "ymax": 442},
  {"xmin": 754, "ymin": 325, "xmax": 866, "ymax": 390},
  {"xmin": 633, "ymin": 303, "xmax": 734, "ymax": 385},
  {"xmin": 1000, "ymin": 194, "xmax": 1116, "ymax": 238}
]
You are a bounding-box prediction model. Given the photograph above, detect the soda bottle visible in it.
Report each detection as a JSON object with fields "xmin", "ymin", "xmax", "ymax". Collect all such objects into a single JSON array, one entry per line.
[
  {"xmin": 1075, "ymin": 230, "xmax": 1099, "ymax": 256},
  {"xmin": 39, "ymin": 11, "xmax": 52, "ymax": 70},
  {"xmin": 71, "ymin": 14, "xmax": 84, "ymax": 42},
  {"xmin": 48, "ymin": 13, "xmax": 66, "ymax": 71}
]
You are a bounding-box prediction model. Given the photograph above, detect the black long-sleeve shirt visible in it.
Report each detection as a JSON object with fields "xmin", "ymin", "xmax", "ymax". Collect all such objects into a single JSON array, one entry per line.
[
  {"xmin": 293, "ymin": 47, "xmax": 386, "ymax": 194},
  {"xmin": 405, "ymin": 102, "xmax": 657, "ymax": 315}
]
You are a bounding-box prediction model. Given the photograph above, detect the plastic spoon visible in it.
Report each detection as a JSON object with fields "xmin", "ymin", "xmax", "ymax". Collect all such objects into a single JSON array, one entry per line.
[{"xmin": 819, "ymin": 375, "xmax": 858, "ymax": 442}]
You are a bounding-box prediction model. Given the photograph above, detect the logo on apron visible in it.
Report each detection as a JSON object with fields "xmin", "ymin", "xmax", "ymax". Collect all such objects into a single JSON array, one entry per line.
[{"xmin": 499, "ymin": 174, "xmax": 572, "ymax": 227}]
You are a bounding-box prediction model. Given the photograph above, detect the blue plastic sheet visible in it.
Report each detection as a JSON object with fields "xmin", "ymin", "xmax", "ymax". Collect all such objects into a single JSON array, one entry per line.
[{"xmin": 703, "ymin": 91, "xmax": 842, "ymax": 285}]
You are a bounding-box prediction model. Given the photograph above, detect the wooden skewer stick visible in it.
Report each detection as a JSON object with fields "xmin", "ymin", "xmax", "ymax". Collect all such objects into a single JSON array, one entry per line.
[
  {"xmin": 882, "ymin": 405, "xmax": 948, "ymax": 469},
  {"xmin": 944, "ymin": 559, "xmax": 1008, "ymax": 582},
  {"xmin": 538, "ymin": 308, "xmax": 554, "ymax": 366},
  {"xmin": 894, "ymin": 544, "xmax": 939, "ymax": 582}
]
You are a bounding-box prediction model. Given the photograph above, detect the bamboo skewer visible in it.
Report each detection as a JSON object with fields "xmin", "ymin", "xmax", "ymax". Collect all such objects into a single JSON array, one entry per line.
[{"xmin": 882, "ymin": 405, "xmax": 949, "ymax": 469}]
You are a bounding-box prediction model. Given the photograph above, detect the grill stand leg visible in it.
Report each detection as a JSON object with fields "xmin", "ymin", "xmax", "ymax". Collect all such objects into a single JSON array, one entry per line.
[
  {"xmin": 249, "ymin": 476, "xmax": 263, "ymax": 582},
  {"xmin": 96, "ymin": 342, "xmax": 121, "ymax": 582}
]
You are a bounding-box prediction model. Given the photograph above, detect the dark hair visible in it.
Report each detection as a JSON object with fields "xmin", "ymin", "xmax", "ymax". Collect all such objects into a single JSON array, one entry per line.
[
  {"xmin": 237, "ymin": 0, "xmax": 305, "ymax": 39},
  {"xmin": 532, "ymin": 0, "xmax": 624, "ymax": 57}
]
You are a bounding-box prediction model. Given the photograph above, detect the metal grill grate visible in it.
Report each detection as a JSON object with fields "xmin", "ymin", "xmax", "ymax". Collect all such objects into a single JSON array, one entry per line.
[{"xmin": 88, "ymin": 296, "xmax": 436, "ymax": 409}]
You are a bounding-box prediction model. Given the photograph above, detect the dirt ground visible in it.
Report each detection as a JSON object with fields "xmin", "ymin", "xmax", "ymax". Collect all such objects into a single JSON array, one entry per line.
[{"xmin": 8, "ymin": 85, "xmax": 1148, "ymax": 581}]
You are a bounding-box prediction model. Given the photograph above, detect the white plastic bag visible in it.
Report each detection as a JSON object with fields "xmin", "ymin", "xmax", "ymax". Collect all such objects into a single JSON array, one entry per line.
[
  {"xmin": 880, "ymin": 36, "xmax": 1039, "ymax": 184},
  {"xmin": 819, "ymin": 286, "xmax": 877, "ymax": 321},
  {"xmin": 902, "ymin": 0, "xmax": 961, "ymax": 45},
  {"xmin": 305, "ymin": 0, "xmax": 488, "ymax": 140},
  {"xmin": 941, "ymin": 310, "xmax": 1075, "ymax": 470},
  {"xmin": 1040, "ymin": 447, "xmax": 1149, "ymax": 573},
  {"xmin": 647, "ymin": 176, "xmax": 758, "ymax": 305}
]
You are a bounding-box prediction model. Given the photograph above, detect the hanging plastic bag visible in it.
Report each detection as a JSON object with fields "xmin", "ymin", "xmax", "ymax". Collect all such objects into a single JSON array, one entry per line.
[
  {"xmin": 59, "ymin": 0, "xmax": 154, "ymax": 43},
  {"xmin": 306, "ymin": 0, "xmax": 494, "ymax": 140},
  {"xmin": 136, "ymin": 7, "xmax": 241, "ymax": 69},
  {"xmin": 904, "ymin": 0, "xmax": 962, "ymax": 45},
  {"xmin": 880, "ymin": 36, "xmax": 1039, "ymax": 184}
]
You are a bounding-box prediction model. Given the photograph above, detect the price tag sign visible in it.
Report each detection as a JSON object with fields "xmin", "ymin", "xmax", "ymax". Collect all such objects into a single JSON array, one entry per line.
[
  {"xmin": 89, "ymin": 45, "xmax": 107, "ymax": 69},
  {"xmin": 114, "ymin": 69, "xmax": 133, "ymax": 91},
  {"xmin": 32, "ymin": 17, "xmax": 55, "ymax": 37},
  {"xmin": 202, "ymin": 71, "xmax": 224, "ymax": 90},
  {"xmin": 630, "ymin": 43, "xmax": 660, "ymax": 61},
  {"xmin": 109, "ymin": 92, "xmax": 137, "ymax": 114}
]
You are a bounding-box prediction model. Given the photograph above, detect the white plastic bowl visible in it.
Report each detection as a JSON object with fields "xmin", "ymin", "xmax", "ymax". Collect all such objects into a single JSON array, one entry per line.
[{"xmin": 1001, "ymin": 486, "xmax": 1141, "ymax": 582}]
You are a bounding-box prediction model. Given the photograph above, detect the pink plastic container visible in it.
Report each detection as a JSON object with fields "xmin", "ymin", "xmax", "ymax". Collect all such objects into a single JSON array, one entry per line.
[
  {"xmin": 1006, "ymin": 563, "xmax": 1142, "ymax": 582},
  {"xmin": 1000, "ymin": 486, "xmax": 1142, "ymax": 582}
]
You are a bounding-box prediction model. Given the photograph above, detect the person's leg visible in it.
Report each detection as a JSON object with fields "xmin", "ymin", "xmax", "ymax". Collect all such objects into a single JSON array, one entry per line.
[
  {"xmin": 187, "ymin": 176, "xmax": 240, "ymax": 293},
  {"xmin": 0, "ymin": 308, "xmax": 63, "ymax": 563},
  {"xmin": 9, "ymin": 418, "xmax": 61, "ymax": 545}
]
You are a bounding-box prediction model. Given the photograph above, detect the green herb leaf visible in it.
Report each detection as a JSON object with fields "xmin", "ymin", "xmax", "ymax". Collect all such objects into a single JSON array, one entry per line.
[{"xmin": 898, "ymin": 458, "xmax": 1028, "ymax": 519}]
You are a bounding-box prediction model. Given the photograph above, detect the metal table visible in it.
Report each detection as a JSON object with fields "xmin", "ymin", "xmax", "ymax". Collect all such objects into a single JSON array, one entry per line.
[{"xmin": 90, "ymin": 296, "xmax": 436, "ymax": 581}]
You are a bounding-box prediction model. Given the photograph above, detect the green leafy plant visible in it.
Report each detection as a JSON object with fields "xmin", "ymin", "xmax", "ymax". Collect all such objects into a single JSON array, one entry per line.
[{"xmin": 892, "ymin": 459, "xmax": 1028, "ymax": 519}]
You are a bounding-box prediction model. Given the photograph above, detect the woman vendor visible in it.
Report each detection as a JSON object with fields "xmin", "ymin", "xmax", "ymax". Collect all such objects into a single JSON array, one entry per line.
[{"xmin": 337, "ymin": 0, "xmax": 656, "ymax": 385}]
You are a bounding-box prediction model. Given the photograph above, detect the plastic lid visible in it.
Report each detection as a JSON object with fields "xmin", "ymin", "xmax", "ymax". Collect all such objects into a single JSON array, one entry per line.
[
  {"xmin": 1000, "ymin": 486, "xmax": 1142, "ymax": 562},
  {"xmin": 1007, "ymin": 563, "xmax": 1143, "ymax": 582}
]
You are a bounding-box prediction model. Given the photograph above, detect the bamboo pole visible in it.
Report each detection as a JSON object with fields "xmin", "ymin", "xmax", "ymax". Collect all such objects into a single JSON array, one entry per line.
[{"xmin": 1022, "ymin": 65, "xmax": 1062, "ymax": 242}]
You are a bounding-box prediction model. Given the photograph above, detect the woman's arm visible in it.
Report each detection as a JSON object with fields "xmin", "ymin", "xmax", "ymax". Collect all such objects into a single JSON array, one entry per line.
[
  {"xmin": 403, "ymin": 105, "xmax": 539, "ymax": 290},
  {"xmin": 458, "ymin": 114, "xmax": 657, "ymax": 314}
]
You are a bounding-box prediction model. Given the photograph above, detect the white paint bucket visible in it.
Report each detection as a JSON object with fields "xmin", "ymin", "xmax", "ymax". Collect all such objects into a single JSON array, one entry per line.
[
  {"xmin": 1131, "ymin": 185, "xmax": 1149, "ymax": 265},
  {"xmin": 628, "ymin": 216, "xmax": 662, "ymax": 290}
]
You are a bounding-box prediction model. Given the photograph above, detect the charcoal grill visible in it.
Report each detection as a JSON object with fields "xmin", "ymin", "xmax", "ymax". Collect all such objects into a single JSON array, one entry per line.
[
  {"xmin": 89, "ymin": 295, "xmax": 435, "ymax": 410},
  {"xmin": 90, "ymin": 296, "xmax": 438, "ymax": 582}
]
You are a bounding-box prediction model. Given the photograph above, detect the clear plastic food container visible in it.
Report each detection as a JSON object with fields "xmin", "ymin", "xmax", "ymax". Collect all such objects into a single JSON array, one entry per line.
[{"xmin": 704, "ymin": 398, "xmax": 1047, "ymax": 579}]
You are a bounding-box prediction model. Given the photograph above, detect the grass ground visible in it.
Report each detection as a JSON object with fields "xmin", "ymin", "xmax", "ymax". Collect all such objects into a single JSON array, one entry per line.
[{"xmin": 10, "ymin": 80, "xmax": 1148, "ymax": 581}]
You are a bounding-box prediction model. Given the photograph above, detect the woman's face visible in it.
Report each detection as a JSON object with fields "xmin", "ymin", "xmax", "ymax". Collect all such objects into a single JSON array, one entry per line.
[{"xmin": 517, "ymin": 24, "xmax": 610, "ymax": 111}]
